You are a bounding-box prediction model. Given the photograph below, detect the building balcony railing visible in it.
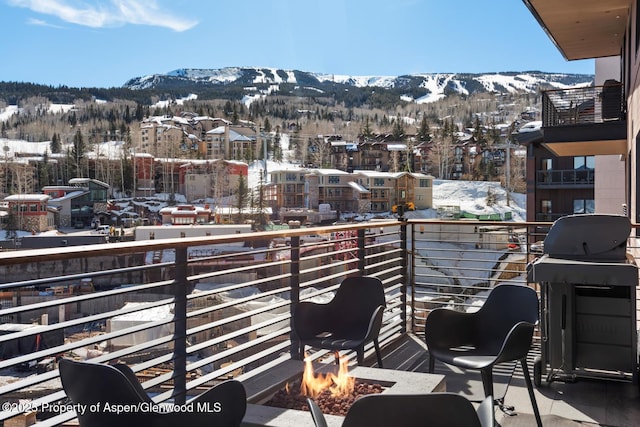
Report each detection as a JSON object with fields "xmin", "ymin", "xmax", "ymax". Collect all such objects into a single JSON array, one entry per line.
[
  {"xmin": 0, "ymin": 219, "xmax": 637, "ymax": 425},
  {"xmin": 542, "ymin": 82, "xmax": 624, "ymax": 127},
  {"xmin": 536, "ymin": 169, "xmax": 594, "ymax": 186}
]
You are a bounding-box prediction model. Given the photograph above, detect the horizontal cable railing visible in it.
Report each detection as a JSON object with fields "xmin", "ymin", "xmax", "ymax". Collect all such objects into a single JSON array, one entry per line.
[
  {"xmin": 408, "ymin": 220, "xmax": 544, "ymax": 334},
  {"xmin": 2, "ymin": 218, "xmax": 636, "ymax": 426},
  {"xmin": 0, "ymin": 221, "xmax": 406, "ymax": 426}
]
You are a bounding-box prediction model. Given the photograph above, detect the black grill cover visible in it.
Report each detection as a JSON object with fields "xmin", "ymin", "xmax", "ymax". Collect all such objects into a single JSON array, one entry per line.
[{"xmin": 543, "ymin": 214, "xmax": 630, "ymax": 261}]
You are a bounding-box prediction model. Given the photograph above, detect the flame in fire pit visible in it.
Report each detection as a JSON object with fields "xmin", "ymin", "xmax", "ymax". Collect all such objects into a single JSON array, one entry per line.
[{"xmin": 299, "ymin": 352, "xmax": 355, "ymax": 398}]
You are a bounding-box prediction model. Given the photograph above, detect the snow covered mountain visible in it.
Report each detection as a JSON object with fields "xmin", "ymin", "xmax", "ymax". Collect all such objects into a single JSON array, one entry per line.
[{"xmin": 124, "ymin": 67, "xmax": 593, "ymax": 104}]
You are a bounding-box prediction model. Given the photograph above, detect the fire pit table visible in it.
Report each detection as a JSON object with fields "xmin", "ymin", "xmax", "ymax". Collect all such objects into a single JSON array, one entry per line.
[{"xmin": 240, "ymin": 359, "xmax": 446, "ymax": 427}]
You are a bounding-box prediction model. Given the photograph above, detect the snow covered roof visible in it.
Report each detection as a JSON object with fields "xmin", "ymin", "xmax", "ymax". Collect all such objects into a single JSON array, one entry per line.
[
  {"xmin": 4, "ymin": 194, "xmax": 50, "ymax": 202},
  {"xmin": 354, "ymin": 170, "xmax": 397, "ymax": 178},
  {"xmin": 348, "ymin": 181, "xmax": 370, "ymax": 193},
  {"xmin": 312, "ymin": 168, "xmax": 350, "ymax": 175},
  {"xmin": 207, "ymin": 126, "xmax": 226, "ymax": 134},
  {"xmin": 69, "ymin": 177, "xmax": 109, "ymax": 188},
  {"xmin": 48, "ymin": 190, "xmax": 88, "ymax": 202}
]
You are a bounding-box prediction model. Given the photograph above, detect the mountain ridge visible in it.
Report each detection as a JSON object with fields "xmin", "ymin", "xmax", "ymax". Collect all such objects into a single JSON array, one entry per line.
[{"xmin": 124, "ymin": 66, "xmax": 594, "ymax": 104}]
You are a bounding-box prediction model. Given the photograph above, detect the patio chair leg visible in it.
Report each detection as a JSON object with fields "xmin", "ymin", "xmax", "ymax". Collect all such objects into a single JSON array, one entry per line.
[
  {"xmin": 356, "ymin": 349, "xmax": 364, "ymax": 365},
  {"xmin": 480, "ymin": 368, "xmax": 494, "ymax": 399},
  {"xmin": 334, "ymin": 351, "xmax": 341, "ymax": 365},
  {"xmin": 521, "ymin": 358, "xmax": 543, "ymax": 427},
  {"xmin": 482, "ymin": 368, "xmax": 515, "ymax": 416},
  {"xmin": 374, "ymin": 339, "xmax": 383, "ymax": 368},
  {"xmin": 428, "ymin": 352, "xmax": 435, "ymax": 373},
  {"xmin": 299, "ymin": 345, "xmax": 306, "ymax": 360}
]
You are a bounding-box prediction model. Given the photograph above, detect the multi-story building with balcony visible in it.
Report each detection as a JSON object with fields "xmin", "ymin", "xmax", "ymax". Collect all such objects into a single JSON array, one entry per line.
[
  {"xmin": 268, "ymin": 167, "xmax": 433, "ymax": 218},
  {"xmin": 141, "ymin": 116, "xmax": 271, "ymax": 164},
  {"xmin": 522, "ymin": 1, "xmax": 629, "ymax": 223}
]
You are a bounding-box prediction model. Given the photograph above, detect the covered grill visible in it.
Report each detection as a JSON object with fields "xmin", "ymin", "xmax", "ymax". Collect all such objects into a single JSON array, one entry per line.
[{"xmin": 530, "ymin": 214, "xmax": 638, "ymax": 385}]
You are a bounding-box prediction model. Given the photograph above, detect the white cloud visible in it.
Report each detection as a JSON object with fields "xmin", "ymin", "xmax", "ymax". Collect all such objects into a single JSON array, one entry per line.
[
  {"xmin": 9, "ymin": 0, "xmax": 197, "ymax": 32},
  {"xmin": 27, "ymin": 17, "xmax": 64, "ymax": 28}
]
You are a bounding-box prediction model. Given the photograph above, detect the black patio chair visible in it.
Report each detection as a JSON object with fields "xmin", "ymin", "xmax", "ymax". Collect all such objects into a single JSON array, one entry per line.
[
  {"xmin": 58, "ymin": 358, "xmax": 247, "ymax": 427},
  {"xmin": 293, "ymin": 275, "xmax": 386, "ymax": 367},
  {"xmin": 424, "ymin": 283, "xmax": 542, "ymax": 427},
  {"xmin": 307, "ymin": 392, "xmax": 494, "ymax": 427}
]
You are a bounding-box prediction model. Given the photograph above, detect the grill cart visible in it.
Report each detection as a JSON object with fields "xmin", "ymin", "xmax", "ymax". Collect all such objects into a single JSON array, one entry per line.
[{"xmin": 530, "ymin": 214, "xmax": 638, "ymax": 386}]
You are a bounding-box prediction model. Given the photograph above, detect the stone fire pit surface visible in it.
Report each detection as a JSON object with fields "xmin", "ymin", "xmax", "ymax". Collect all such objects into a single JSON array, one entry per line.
[{"xmin": 240, "ymin": 359, "xmax": 446, "ymax": 427}]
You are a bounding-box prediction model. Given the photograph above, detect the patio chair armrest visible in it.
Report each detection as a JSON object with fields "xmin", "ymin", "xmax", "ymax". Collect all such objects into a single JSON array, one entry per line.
[
  {"xmin": 494, "ymin": 321, "xmax": 535, "ymax": 364},
  {"xmin": 362, "ymin": 305, "xmax": 385, "ymax": 342}
]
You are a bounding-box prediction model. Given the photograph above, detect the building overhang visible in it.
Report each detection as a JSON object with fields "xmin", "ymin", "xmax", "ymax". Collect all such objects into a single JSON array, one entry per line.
[
  {"xmin": 541, "ymin": 120, "xmax": 627, "ymax": 156},
  {"xmin": 522, "ymin": 0, "xmax": 631, "ymax": 60}
]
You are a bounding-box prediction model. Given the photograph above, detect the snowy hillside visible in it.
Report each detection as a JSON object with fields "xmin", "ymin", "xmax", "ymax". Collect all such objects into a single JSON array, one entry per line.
[{"xmin": 124, "ymin": 67, "xmax": 593, "ymax": 105}]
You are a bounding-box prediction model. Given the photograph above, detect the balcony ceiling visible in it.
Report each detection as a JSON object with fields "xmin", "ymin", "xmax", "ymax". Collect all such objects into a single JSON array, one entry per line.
[
  {"xmin": 543, "ymin": 139, "xmax": 627, "ymax": 156},
  {"xmin": 523, "ymin": 0, "xmax": 632, "ymax": 60}
]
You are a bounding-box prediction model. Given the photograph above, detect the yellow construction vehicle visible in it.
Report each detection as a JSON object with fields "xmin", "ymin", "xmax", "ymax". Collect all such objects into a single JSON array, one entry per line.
[{"xmin": 391, "ymin": 202, "xmax": 415, "ymax": 214}]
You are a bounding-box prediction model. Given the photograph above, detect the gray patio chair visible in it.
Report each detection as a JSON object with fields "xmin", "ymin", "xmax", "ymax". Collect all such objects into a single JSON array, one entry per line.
[
  {"xmin": 58, "ymin": 358, "xmax": 247, "ymax": 427},
  {"xmin": 307, "ymin": 392, "xmax": 494, "ymax": 427},
  {"xmin": 293, "ymin": 275, "xmax": 386, "ymax": 367},
  {"xmin": 424, "ymin": 283, "xmax": 542, "ymax": 427}
]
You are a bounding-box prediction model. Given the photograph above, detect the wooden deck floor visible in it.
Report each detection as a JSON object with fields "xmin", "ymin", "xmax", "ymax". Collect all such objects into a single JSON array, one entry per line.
[{"xmin": 369, "ymin": 333, "xmax": 640, "ymax": 427}]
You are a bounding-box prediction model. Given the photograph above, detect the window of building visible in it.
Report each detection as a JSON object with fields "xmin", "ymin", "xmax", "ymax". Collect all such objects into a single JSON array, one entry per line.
[
  {"xmin": 573, "ymin": 156, "xmax": 595, "ymax": 170},
  {"xmin": 573, "ymin": 199, "xmax": 595, "ymax": 214},
  {"xmin": 541, "ymin": 200, "xmax": 552, "ymax": 214},
  {"xmin": 328, "ymin": 176, "xmax": 340, "ymax": 184},
  {"xmin": 541, "ymin": 158, "xmax": 553, "ymax": 170}
]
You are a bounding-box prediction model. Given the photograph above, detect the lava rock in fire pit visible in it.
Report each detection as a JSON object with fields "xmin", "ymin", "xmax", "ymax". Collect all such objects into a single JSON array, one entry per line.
[{"xmin": 264, "ymin": 379, "xmax": 384, "ymax": 416}]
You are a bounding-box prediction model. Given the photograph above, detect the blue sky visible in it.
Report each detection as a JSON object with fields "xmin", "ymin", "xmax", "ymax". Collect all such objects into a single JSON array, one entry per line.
[{"xmin": 0, "ymin": 0, "xmax": 595, "ymax": 88}]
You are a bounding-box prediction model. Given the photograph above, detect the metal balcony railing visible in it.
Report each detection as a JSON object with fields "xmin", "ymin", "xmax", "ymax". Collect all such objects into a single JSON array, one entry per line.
[
  {"xmin": 0, "ymin": 219, "xmax": 637, "ymax": 426},
  {"xmin": 536, "ymin": 169, "xmax": 595, "ymax": 186},
  {"xmin": 542, "ymin": 82, "xmax": 624, "ymax": 127}
]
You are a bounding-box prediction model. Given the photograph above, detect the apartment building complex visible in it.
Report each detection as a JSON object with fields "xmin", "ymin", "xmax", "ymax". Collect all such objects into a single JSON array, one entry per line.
[
  {"xmin": 267, "ymin": 167, "xmax": 433, "ymax": 215},
  {"xmin": 140, "ymin": 115, "xmax": 272, "ymax": 163}
]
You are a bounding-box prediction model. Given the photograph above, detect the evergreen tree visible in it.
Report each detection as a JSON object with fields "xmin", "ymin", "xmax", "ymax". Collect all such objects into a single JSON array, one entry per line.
[
  {"xmin": 50, "ymin": 133, "xmax": 61, "ymax": 154},
  {"xmin": 273, "ymin": 127, "xmax": 282, "ymax": 161},
  {"xmin": 473, "ymin": 116, "xmax": 487, "ymax": 146},
  {"xmin": 257, "ymin": 172, "xmax": 267, "ymax": 230},
  {"xmin": 232, "ymin": 104, "xmax": 239, "ymax": 123},
  {"xmin": 361, "ymin": 117, "xmax": 373, "ymax": 139},
  {"xmin": 4, "ymin": 210, "xmax": 18, "ymax": 240},
  {"xmin": 38, "ymin": 151, "xmax": 51, "ymax": 188},
  {"xmin": 417, "ymin": 117, "xmax": 432, "ymax": 142},
  {"xmin": 70, "ymin": 129, "xmax": 86, "ymax": 178},
  {"xmin": 391, "ymin": 117, "xmax": 405, "ymax": 141},
  {"xmin": 236, "ymin": 174, "xmax": 248, "ymax": 222},
  {"xmin": 223, "ymin": 101, "xmax": 233, "ymax": 117}
]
